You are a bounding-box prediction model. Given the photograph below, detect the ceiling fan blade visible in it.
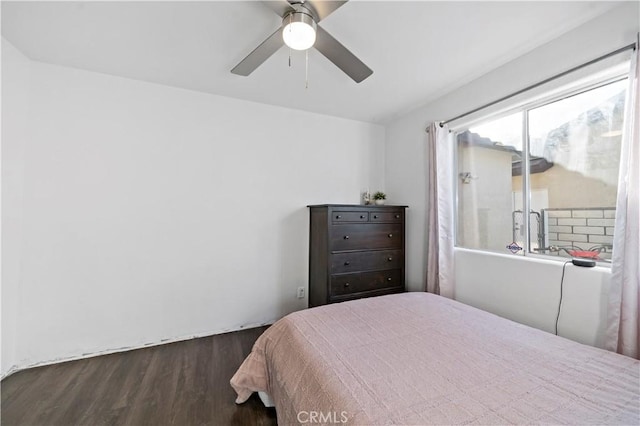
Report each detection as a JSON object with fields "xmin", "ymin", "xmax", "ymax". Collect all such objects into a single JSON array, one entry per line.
[
  {"xmin": 262, "ymin": 0, "xmax": 295, "ymax": 17},
  {"xmin": 231, "ymin": 28, "xmax": 284, "ymax": 76},
  {"xmin": 305, "ymin": 1, "xmax": 348, "ymax": 22},
  {"xmin": 314, "ymin": 26, "xmax": 372, "ymax": 83}
]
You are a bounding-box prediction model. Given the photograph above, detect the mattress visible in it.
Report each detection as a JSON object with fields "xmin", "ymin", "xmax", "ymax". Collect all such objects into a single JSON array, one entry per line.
[{"xmin": 231, "ymin": 293, "xmax": 639, "ymax": 425}]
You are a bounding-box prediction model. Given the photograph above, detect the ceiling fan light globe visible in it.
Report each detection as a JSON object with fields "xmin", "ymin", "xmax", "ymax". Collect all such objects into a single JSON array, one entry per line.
[{"xmin": 282, "ymin": 12, "xmax": 317, "ymax": 51}]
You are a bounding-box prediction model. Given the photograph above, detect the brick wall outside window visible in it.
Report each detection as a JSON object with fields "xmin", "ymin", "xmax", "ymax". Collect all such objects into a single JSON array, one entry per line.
[{"xmin": 543, "ymin": 208, "xmax": 615, "ymax": 260}]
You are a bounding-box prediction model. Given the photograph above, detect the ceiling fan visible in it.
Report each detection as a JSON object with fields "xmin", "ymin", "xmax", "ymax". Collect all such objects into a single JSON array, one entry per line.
[{"xmin": 231, "ymin": 0, "xmax": 373, "ymax": 83}]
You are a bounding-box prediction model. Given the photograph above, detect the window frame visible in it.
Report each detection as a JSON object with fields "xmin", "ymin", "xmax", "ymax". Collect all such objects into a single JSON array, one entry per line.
[{"xmin": 452, "ymin": 71, "xmax": 629, "ymax": 264}]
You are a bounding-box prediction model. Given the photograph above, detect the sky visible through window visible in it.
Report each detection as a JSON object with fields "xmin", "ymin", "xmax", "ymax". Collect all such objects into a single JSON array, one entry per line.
[{"xmin": 469, "ymin": 78, "xmax": 628, "ymax": 156}]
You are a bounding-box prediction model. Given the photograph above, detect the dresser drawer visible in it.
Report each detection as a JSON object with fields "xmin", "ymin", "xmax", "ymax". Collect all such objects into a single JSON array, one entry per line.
[
  {"xmin": 332, "ymin": 211, "xmax": 369, "ymax": 223},
  {"xmin": 330, "ymin": 269, "xmax": 402, "ymax": 296},
  {"xmin": 330, "ymin": 224, "xmax": 402, "ymax": 251},
  {"xmin": 370, "ymin": 211, "xmax": 404, "ymax": 223},
  {"xmin": 331, "ymin": 249, "xmax": 403, "ymax": 274}
]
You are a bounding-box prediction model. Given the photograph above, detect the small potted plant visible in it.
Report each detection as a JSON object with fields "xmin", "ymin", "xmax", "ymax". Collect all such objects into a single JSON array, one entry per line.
[{"xmin": 373, "ymin": 191, "xmax": 387, "ymax": 205}]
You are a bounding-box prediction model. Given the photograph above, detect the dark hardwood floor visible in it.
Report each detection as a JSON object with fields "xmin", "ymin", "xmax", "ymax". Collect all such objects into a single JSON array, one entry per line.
[{"xmin": 1, "ymin": 326, "xmax": 277, "ymax": 426}]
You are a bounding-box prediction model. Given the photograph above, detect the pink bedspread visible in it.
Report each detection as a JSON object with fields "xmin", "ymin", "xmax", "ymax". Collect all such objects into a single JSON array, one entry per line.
[{"xmin": 231, "ymin": 293, "xmax": 639, "ymax": 425}]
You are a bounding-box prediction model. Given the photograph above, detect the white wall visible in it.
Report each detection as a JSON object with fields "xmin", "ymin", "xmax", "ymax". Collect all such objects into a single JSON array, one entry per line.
[
  {"xmin": 1, "ymin": 40, "xmax": 385, "ymax": 374},
  {"xmin": 385, "ymin": 2, "xmax": 639, "ymax": 293},
  {"xmin": 457, "ymin": 146, "xmax": 513, "ymax": 252},
  {"xmin": 1, "ymin": 39, "xmax": 32, "ymax": 376},
  {"xmin": 455, "ymin": 249, "xmax": 612, "ymax": 349}
]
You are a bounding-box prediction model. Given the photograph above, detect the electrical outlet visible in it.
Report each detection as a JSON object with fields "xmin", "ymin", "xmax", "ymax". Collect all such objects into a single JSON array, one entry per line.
[{"xmin": 297, "ymin": 287, "xmax": 305, "ymax": 299}]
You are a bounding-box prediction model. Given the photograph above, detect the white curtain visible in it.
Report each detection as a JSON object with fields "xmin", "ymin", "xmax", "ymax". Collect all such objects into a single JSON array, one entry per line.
[
  {"xmin": 425, "ymin": 122, "xmax": 455, "ymax": 298},
  {"xmin": 607, "ymin": 40, "xmax": 639, "ymax": 360}
]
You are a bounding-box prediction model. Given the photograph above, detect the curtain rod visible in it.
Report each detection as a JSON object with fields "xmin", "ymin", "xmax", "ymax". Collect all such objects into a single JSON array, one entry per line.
[{"xmin": 430, "ymin": 42, "xmax": 637, "ymax": 130}]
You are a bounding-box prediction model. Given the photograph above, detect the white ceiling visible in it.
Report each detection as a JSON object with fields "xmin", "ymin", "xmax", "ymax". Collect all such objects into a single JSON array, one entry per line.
[{"xmin": 1, "ymin": 1, "xmax": 622, "ymax": 124}]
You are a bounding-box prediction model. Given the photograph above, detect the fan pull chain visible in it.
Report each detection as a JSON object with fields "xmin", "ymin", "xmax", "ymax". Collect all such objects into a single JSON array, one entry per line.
[
  {"xmin": 288, "ymin": 14, "xmax": 292, "ymax": 68},
  {"xmin": 305, "ymin": 49, "xmax": 309, "ymax": 89}
]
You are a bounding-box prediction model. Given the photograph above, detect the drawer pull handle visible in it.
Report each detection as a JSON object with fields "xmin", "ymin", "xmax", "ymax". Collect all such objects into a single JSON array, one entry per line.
[
  {"xmin": 360, "ymin": 215, "xmax": 365, "ymax": 219},
  {"xmin": 344, "ymin": 261, "xmax": 351, "ymax": 266},
  {"xmin": 344, "ymin": 235, "xmax": 350, "ymax": 240},
  {"xmin": 373, "ymin": 215, "xmax": 378, "ymax": 219},
  {"xmin": 344, "ymin": 282, "xmax": 350, "ymax": 287},
  {"xmin": 387, "ymin": 277, "xmax": 392, "ymax": 281},
  {"xmin": 395, "ymin": 214, "xmax": 400, "ymax": 219},
  {"xmin": 388, "ymin": 234, "xmax": 393, "ymax": 238},
  {"xmin": 387, "ymin": 257, "xmax": 393, "ymax": 261},
  {"xmin": 336, "ymin": 215, "xmax": 342, "ymax": 219}
]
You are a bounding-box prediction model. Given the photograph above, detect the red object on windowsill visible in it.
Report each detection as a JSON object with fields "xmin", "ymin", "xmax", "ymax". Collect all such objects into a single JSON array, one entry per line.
[{"xmin": 568, "ymin": 250, "xmax": 600, "ymax": 259}]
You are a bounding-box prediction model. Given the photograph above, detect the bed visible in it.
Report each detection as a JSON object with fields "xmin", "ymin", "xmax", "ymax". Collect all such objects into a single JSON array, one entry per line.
[{"xmin": 231, "ymin": 293, "xmax": 639, "ymax": 425}]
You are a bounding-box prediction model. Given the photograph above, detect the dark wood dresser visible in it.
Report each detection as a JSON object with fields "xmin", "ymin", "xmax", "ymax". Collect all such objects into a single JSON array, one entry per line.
[{"xmin": 308, "ymin": 204, "xmax": 407, "ymax": 307}]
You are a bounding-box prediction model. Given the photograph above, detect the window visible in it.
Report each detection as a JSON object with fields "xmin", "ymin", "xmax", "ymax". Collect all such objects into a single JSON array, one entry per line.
[{"xmin": 455, "ymin": 77, "xmax": 628, "ymax": 261}]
